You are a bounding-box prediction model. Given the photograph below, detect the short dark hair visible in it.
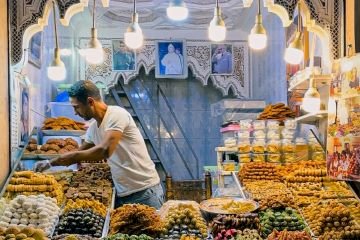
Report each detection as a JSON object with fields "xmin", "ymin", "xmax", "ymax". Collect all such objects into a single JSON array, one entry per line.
[{"xmin": 68, "ymin": 80, "xmax": 101, "ymax": 104}]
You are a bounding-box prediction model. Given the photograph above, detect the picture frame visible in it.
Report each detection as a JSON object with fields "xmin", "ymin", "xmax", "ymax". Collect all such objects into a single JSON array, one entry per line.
[
  {"xmin": 210, "ymin": 43, "xmax": 234, "ymax": 75},
  {"xmin": 155, "ymin": 40, "xmax": 188, "ymax": 79},
  {"xmin": 19, "ymin": 85, "xmax": 30, "ymax": 146},
  {"xmin": 28, "ymin": 32, "xmax": 42, "ymax": 68},
  {"xmin": 112, "ymin": 40, "xmax": 136, "ymax": 71}
]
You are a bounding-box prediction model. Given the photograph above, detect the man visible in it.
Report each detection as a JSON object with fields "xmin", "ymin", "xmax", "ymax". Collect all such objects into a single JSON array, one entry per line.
[
  {"xmin": 161, "ymin": 43, "xmax": 183, "ymax": 75},
  {"xmin": 36, "ymin": 80, "xmax": 163, "ymax": 209},
  {"xmin": 211, "ymin": 45, "xmax": 232, "ymax": 74}
]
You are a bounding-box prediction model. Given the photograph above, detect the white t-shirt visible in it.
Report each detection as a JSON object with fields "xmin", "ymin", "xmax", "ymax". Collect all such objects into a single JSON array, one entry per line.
[{"xmin": 85, "ymin": 106, "xmax": 160, "ymax": 197}]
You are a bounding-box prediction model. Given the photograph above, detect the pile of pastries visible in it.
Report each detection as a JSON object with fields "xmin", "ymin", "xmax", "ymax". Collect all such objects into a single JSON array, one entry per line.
[
  {"xmin": 0, "ymin": 226, "xmax": 48, "ymax": 240},
  {"xmin": 5, "ymin": 171, "xmax": 64, "ymax": 205},
  {"xmin": 238, "ymin": 163, "xmax": 281, "ymax": 183},
  {"xmin": 302, "ymin": 200, "xmax": 360, "ymax": 239},
  {"xmin": 42, "ymin": 117, "xmax": 86, "ymax": 131},
  {"xmin": 65, "ymin": 165, "xmax": 112, "ymax": 205},
  {"xmin": 25, "ymin": 138, "xmax": 79, "ymax": 155},
  {"xmin": 0, "ymin": 195, "xmax": 60, "ymax": 236},
  {"xmin": 63, "ymin": 199, "xmax": 107, "ymax": 218},
  {"xmin": 39, "ymin": 138, "xmax": 79, "ymax": 154},
  {"xmin": 110, "ymin": 204, "xmax": 165, "ymax": 237},
  {"xmin": 257, "ymin": 103, "xmax": 296, "ymax": 120}
]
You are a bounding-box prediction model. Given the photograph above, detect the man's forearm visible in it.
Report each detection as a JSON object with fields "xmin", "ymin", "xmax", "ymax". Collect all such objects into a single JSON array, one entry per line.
[{"xmin": 51, "ymin": 146, "xmax": 106, "ymax": 166}]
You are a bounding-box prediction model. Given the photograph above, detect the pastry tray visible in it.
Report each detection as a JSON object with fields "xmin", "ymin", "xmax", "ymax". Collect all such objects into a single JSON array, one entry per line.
[{"xmin": 22, "ymin": 153, "xmax": 60, "ymax": 160}]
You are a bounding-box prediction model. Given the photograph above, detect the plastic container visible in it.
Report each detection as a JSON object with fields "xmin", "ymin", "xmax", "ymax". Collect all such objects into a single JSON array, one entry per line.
[
  {"xmin": 284, "ymin": 119, "xmax": 297, "ymax": 129},
  {"xmin": 238, "ymin": 139, "xmax": 251, "ymax": 153},
  {"xmin": 267, "ymin": 130, "xmax": 280, "ymax": 139},
  {"xmin": 267, "ymin": 154, "xmax": 281, "ymax": 163},
  {"xmin": 267, "ymin": 120, "xmax": 280, "ymax": 130},
  {"xmin": 252, "ymin": 139, "xmax": 266, "ymax": 153},
  {"xmin": 253, "ymin": 120, "xmax": 266, "ymax": 130},
  {"xmin": 238, "ymin": 130, "xmax": 250, "ymax": 139},
  {"xmin": 282, "ymin": 139, "xmax": 295, "ymax": 153},
  {"xmin": 283, "ymin": 153, "xmax": 296, "ymax": 163},
  {"xmin": 267, "ymin": 139, "xmax": 281, "ymax": 153},
  {"xmin": 48, "ymin": 102, "xmax": 83, "ymax": 122},
  {"xmin": 239, "ymin": 119, "xmax": 252, "ymax": 131},
  {"xmin": 282, "ymin": 129, "xmax": 296, "ymax": 139},
  {"xmin": 222, "ymin": 160, "xmax": 236, "ymax": 171},
  {"xmin": 238, "ymin": 153, "xmax": 251, "ymax": 163},
  {"xmin": 295, "ymin": 138, "xmax": 309, "ymax": 161},
  {"xmin": 224, "ymin": 137, "xmax": 237, "ymax": 148},
  {"xmin": 253, "ymin": 130, "xmax": 266, "ymax": 139},
  {"xmin": 252, "ymin": 154, "xmax": 265, "ymax": 162}
]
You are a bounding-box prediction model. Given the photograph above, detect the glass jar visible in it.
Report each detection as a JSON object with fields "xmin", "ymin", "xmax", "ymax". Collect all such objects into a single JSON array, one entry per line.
[
  {"xmin": 267, "ymin": 139, "xmax": 281, "ymax": 153},
  {"xmin": 282, "ymin": 129, "xmax": 296, "ymax": 139},
  {"xmin": 253, "ymin": 120, "xmax": 266, "ymax": 130},
  {"xmin": 267, "ymin": 120, "xmax": 280, "ymax": 130},
  {"xmin": 284, "ymin": 119, "xmax": 297, "ymax": 129},
  {"xmin": 267, "ymin": 130, "xmax": 280, "ymax": 139},
  {"xmin": 238, "ymin": 139, "xmax": 251, "ymax": 153},
  {"xmin": 239, "ymin": 119, "xmax": 252, "ymax": 131},
  {"xmin": 252, "ymin": 139, "xmax": 266, "ymax": 153},
  {"xmin": 282, "ymin": 139, "xmax": 295, "ymax": 153}
]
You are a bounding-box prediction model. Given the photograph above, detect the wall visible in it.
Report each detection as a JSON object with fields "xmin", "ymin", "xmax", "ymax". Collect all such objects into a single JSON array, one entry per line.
[
  {"xmin": 0, "ymin": 0, "xmax": 9, "ymax": 186},
  {"xmin": 249, "ymin": 12, "xmax": 287, "ymax": 103}
]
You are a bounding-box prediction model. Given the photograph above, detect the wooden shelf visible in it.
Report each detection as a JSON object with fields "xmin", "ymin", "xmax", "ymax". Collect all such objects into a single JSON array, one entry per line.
[
  {"xmin": 216, "ymin": 147, "xmax": 238, "ymax": 152},
  {"xmin": 288, "ymin": 67, "xmax": 331, "ymax": 92},
  {"xmin": 295, "ymin": 110, "xmax": 328, "ymax": 123}
]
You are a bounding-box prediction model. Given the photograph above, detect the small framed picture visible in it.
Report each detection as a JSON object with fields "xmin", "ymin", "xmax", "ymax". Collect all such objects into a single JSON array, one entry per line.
[
  {"xmin": 28, "ymin": 32, "xmax": 42, "ymax": 68},
  {"xmin": 155, "ymin": 40, "xmax": 188, "ymax": 79},
  {"xmin": 19, "ymin": 85, "xmax": 30, "ymax": 145},
  {"xmin": 210, "ymin": 44, "xmax": 233, "ymax": 75},
  {"xmin": 112, "ymin": 40, "xmax": 136, "ymax": 71}
]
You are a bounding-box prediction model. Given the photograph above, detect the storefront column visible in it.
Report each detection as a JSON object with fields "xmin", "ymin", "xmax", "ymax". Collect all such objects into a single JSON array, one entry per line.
[{"xmin": 0, "ymin": 0, "xmax": 10, "ymax": 186}]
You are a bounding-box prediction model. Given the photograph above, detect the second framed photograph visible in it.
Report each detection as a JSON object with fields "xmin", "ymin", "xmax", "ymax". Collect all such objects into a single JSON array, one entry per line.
[
  {"xmin": 155, "ymin": 40, "xmax": 188, "ymax": 79},
  {"xmin": 112, "ymin": 40, "xmax": 136, "ymax": 71},
  {"xmin": 211, "ymin": 44, "xmax": 233, "ymax": 75}
]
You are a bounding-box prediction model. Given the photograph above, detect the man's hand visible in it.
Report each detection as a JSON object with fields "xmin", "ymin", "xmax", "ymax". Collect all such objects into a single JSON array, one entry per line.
[{"xmin": 34, "ymin": 160, "xmax": 52, "ymax": 172}]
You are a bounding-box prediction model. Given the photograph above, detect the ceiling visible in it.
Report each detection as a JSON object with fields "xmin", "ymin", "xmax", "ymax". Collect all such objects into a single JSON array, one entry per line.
[{"xmin": 73, "ymin": 0, "xmax": 261, "ymax": 31}]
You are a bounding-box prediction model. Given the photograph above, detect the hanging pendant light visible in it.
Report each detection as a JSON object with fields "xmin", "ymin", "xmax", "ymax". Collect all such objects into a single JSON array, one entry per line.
[
  {"xmin": 208, "ymin": 0, "xmax": 226, "ymax": 42},
  {"xmin": 167, "ymin": 0, "xmax": 188, "ymax": 21},
  {"xmin": 341, "ymin": 44, "xmax": 354, "ymax": 73},
  {"xmin": 47, "ymin": 0, "xmax": 66, "ymax": 81},
  {"xmin": 302, "ymin": 76, "xmax": 321, "ymax": 113},
  {"xmin": 248, "ymin": 0, "xmax": 267, "ymax": 50},
  {"xmin": 284, "ymin": 3, "xmax": 304, "ymax": 65},
  {"xmin": 124, "ymin": 0, "xmax": 143, "ymax": 49},
  {"xmin": 83, "ymin": 0, "xmax": 104, "ymax": 65}
]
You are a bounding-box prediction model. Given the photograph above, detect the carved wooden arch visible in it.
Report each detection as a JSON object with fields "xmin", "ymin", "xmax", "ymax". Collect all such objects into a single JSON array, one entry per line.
[
  {"xmin": 82, "ymin": 40, "xmax": 250, "ymax": 98},
  {"xmin": 263, "ymin": 0, "xmax": 342, "ymax": 72},
  {"xmin": 9, "ymin": 0, "xmax": 113, "ymax": 68}
]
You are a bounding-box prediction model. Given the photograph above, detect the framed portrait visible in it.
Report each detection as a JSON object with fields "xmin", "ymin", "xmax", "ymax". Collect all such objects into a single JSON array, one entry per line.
[
  {"xmin": 28, "ymin": 32, "xmax": 42, "ymax": 68},
  {"xmin": 112, "ymin": 40, "xmax": 136, "ymax": 71},
  {"xmin": 210, "ymin": 44, "xmax": 233, "ymax": 75},
  {"xmin": 155, "ymin": 40, "xmax": 188, "ymax": 79},
  {"xmin": 19, "ymin": 85, "xmax": 30, "ymax": 145}
]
